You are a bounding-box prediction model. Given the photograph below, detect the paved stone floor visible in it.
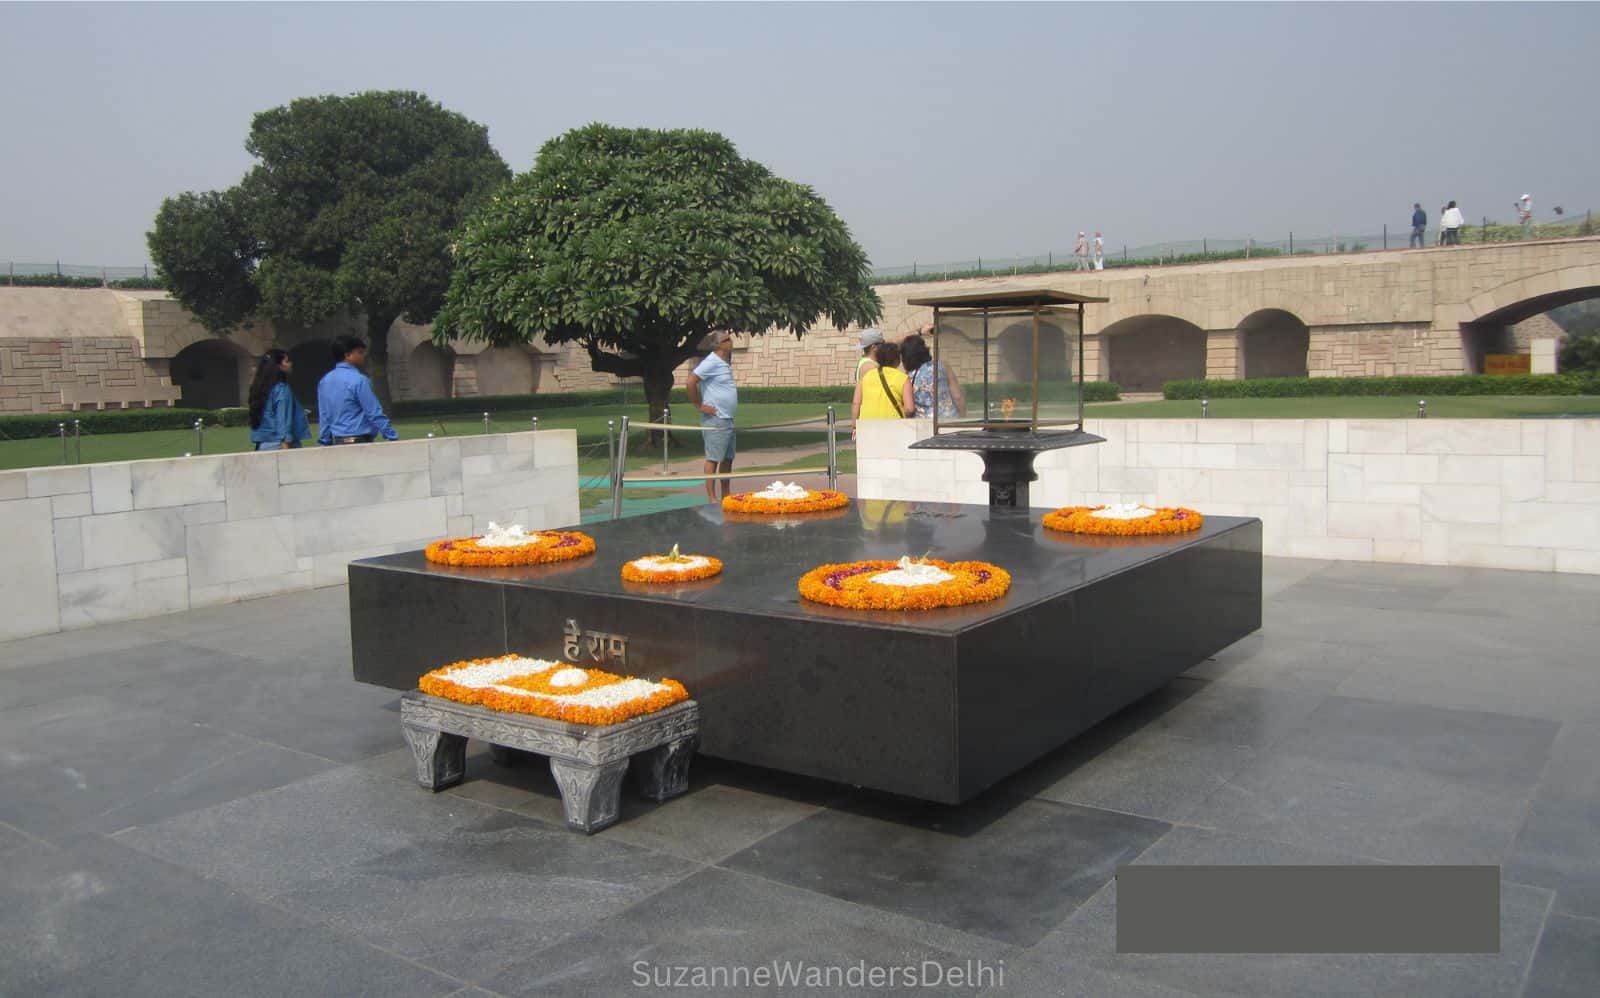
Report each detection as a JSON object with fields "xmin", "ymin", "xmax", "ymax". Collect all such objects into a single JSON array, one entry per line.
[{"xmin": 2, "ymin": 558, "xmax": 1598, "ymax": 997}]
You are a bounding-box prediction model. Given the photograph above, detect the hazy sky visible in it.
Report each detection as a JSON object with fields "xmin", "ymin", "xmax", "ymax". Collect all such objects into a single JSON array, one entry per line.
[{"xmin": 4, "ymin": 2, "xmax": 1596, "ymax": 270}]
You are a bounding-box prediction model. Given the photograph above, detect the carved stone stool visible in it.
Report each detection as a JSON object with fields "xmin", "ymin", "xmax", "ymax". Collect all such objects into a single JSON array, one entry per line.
[{"xmin": 399, "ymin": 691, "xmax": 700, "ymax": 834}]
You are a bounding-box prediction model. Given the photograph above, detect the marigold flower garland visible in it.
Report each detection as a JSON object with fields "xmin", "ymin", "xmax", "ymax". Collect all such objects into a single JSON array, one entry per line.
[
  {"xmin": 722, "ymin": 481, "xmax": 849, "ymax": 515},
  {"xmin": 419, "ymin": 655, "xmax": 688, "ymax": 725},
  {"xmin": 424, "ymin": 529, "xmax": 597, "ymax": 567},
  {"xmin": 1041, "ymin": 504, "xmax": 1203, "ymax": 537},
  {"xmin": 620, "ymin": 543, "xmax": 723, "ymax": 583},
  {"xmin": 798, "ymin": 557, "xmax": 1010, "ymax": 610}
]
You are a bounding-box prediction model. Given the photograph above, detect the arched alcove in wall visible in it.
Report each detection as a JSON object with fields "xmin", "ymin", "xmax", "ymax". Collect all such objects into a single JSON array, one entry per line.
[
  {"xmin": 286, "ymin": 338, "xmax": 338, "ymax": 409},
  {"xmin": 1098, "ymin": 315, "xmax": 1206, "ymax": 393},
  {"xmin": 1238, "ymin": 308, "xmax": 1310, "ymax": 379},
  {"xmin": 170, "ymin": 339, "xmax": 249, "ymax": 409},
  {"xmin": 408, "ymin": 342, "xmax": 456, "ymax": 399},
  {"xmin": 473, "ymin": 345, "xmax": 541, "ymax": 396},
  {"xmin": 994, "ymin": 316, "xmax": 1073, "ymax": 384}
]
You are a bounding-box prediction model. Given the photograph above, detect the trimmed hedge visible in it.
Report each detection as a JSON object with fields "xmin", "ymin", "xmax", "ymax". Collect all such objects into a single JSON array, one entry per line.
[
  {"xmin": 107, "ymin": 276, "xmax": 167, "ymax": 290},
  {"xmin": 1163, "ymin": 374, "xmax": 1600, "ymax": 400},
  {"xmin": 0, "ymin": 407, "xmax": 226, "ymax": 440},
  {"xmin": 4, "ymin": 274, "xmax": 106, "ymax": 289},
  {"xmin": 2, "ymin": 274, "xmax": 167, "ymax": 290}
]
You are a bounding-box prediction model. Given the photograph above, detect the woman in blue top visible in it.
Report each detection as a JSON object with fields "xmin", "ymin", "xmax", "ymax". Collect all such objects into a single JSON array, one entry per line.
[
  {"xmin": 899, "ymin": 332, "xmax": 966, "ymax": 419},
  {"xmin": 247, "ymin": 348, "xmax": 310, "ymax": 450}
]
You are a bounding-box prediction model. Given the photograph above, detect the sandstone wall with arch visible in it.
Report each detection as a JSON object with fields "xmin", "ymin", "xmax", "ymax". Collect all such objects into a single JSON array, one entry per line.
[{"xmin": 4, "ymin": 237, "xmax": 1599, "ymax": 413}]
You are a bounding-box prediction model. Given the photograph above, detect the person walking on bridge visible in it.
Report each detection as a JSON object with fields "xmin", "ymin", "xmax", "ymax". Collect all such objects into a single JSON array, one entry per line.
[
  {"xmin": 1410, "ymin": 203, "xmax": 1427, "ymax": 248},
  {"xmin": 1073, "ymin": 232, "xmax": 1090, "ymax": 271},
  {"xmin": 1441, "ymin": 201, "xmax": 1465, "ymax": 246},
  {"xmin": 1092, "ymin": 231, "xmax": 1105, "ymax": 270}
]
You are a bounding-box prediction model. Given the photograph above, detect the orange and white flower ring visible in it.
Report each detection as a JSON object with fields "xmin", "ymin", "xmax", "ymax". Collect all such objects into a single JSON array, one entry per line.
[
  {"xmin": 1041, "ymin": 504, "xmax": 1203, "ymax": 537},
  {"xmin": 798, "ymin": 556, "xmax": 1010, "ymax": 610},
  {"xmin": 425, "ymin": 521, "xmax": 597, "ymax": 567},
  {"xmin": 419, "ymin": 655, "xmax": 688, "ymax": 725},
  {"xmin": 620, "ymin": 544, "xmax": 723, "ymax": 583},
  {"xmin": 722, "ymin": 480, "xmax": 849, "ymax": 515}
]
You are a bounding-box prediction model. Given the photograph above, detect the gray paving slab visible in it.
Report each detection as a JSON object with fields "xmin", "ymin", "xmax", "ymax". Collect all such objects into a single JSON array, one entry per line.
[
  {"xmin": 0, "ymin": 622, "xmax": 168, "ymax": 673},
  {"xmin": 0, "ymin": 695, "xmax": 277, "ymax": 837},
  {"xmin": 1133, "ymin": 677, "xmax": 1328, "ymax": 749},
  {"xmin": 112, "ymin": 766, "xmax": 526, "ymax": 899},
  {"xmin": 0, "ymin": 557, "xmax": 1594, "ymax": 997},
  {"xmin": 1333, "ymin": 651, "xmax": 1600, "ymax": 723},
  {"xmin": 480, "ymin": 866, "xmax": 1015, "ymax": 997},
  {"xmin": 0, "ymin": 834, "xmax": 459, "ymax": 998},
  {"xmin": 1183, "ymin": 752, "xmax": 1533, "ymax": 865},
  {"xmin": 0, "ymin": 639, "xmax": 260, "ymax": 711},
  {"xmin": 722, "ymin": 792, "xmax": 1169, "ymax": 946},
  {"xmin": 1184, "ymin": 631, "xmax": 1374, "ymax": 692},
  {"xmin": 269, "ymin": 809, "xmax": 701, "ymax": 984},
  {"xmin": 1024, "ymin": 826, "xmax": 1552, "ymax": 998},
  {"xmin": 1505, "ymin": 728, "xmax": 1600, "ymax": 919},
  {"xmin": 1000, "ymin": 727, "xmax": 1257, "ymax": 823},
  {"xmin": 105, "ymin": 654, "xmax": 407, "ymax": 763},
  {"xmin": 1273, "ymin": 696, "xmax": 1559, "ymax": 790},
  {"xmin": 1522, "ymin": 913, "xmax": 1600, "ymax": 998}
]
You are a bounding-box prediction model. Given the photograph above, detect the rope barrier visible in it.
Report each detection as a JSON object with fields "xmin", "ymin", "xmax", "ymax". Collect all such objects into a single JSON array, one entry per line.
[
  {"xmin": 624, "ymin": 416, "xmax": 848, "ymax": 433},
  {"xmin": 621, "ymin": 466, "xmax": 830, "ymax": 484}
]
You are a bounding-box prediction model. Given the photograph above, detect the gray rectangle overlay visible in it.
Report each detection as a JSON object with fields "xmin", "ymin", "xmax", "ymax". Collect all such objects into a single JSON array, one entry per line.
[{"xmin": 1117, "ymin": 865, "xmax": 1499, "ymax": 953}]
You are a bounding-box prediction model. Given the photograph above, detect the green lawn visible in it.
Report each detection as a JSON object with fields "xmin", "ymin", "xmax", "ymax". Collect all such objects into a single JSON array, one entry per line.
[
  {"xmin": 0, "ymin": 402, "xmax": 841, "ymax": 472},
  {"xmin": 3, "ymin": 396, "xmax": 1596, "ymax": 472}
]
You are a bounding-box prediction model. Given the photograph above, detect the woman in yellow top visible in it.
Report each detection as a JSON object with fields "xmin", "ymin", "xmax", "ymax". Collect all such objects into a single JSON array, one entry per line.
[{"xmin": 852, "ymin": 341, "xmax": 909, "ymax": 433}]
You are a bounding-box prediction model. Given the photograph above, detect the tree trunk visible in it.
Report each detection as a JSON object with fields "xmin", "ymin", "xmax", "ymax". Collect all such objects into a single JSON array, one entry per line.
[
  {"xmin": 366, "ymin": 312, "xmax": 398, "ymax": 409},
  {"xmin": 642, "ymin": 362, "xmax": 678, "ymax": 448}
]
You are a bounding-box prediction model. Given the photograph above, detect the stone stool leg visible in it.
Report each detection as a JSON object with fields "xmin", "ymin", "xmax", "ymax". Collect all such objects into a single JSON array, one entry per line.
[
  {"xmin": 403, "ymin": 724, "xmax": 467, "ymax": 791},
  {"xmin": 549, "ymin": 757, "xmax": 629, "ymax": 834},
  {"xmin": 634, "ymin": 736, "xmax": 699, "ymax": 802},
  {"xmin": 488, "ymin": 744, "xmax": 520, "ymax": 767}
]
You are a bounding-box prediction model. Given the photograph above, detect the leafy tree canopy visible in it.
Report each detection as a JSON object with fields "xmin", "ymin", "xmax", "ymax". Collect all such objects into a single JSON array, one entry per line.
[
  {"xmin": 148, "ymin": 90, "xmax": 510, "ymax": 401},
  {"xmin": 434, "ymin": 124, "xmax": 882, "ymax": 418}
]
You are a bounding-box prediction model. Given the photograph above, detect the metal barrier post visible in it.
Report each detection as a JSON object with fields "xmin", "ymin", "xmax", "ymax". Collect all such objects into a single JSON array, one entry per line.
[
  {"xmin": 660, "ymin": 408, "xmax": 671, "ymax": 474},
  {"xmin": 1201, "ymin": 399, "xmax": 1209, "ymax": 419},
  {"xmin": 482, "ymin": 411, "xmax": 489, "ymax": 434},
  {"xmin": 1418, "ymin": 399, "xmax": 1427, "ymax": 419},
  {"xmin": 611, "ymin": 415, "xmax": 629, "ymax": 520},
  {"xmin": 530, "ymin": 415, "xmax": 538, "ymax": 463},
  {"xmin": 194, "ymin": 418, "xmax": 205, "ymax": 455},
  {"xmin": 59, "ymin": 422, "xmax": 67, "ymax": 464},
  {"xmin": 826, "ymin": 405, "xmax": 838, "ymax": 490},
  {"xmin": 73, "ymin": 419, "xmax": 81, "ymax": 464},
  {"xmin": 605, "ymin": 418, "xmax": 615, "ymax": 510}
]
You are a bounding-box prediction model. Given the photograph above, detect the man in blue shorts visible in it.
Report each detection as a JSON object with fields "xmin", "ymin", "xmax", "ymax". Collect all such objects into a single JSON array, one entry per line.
[{"xmin": 686, "ymin": 331, "xmax": 737, "ymax": 502}]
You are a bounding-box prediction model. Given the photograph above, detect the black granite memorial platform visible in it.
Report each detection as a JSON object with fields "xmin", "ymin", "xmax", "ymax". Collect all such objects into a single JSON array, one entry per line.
[{"xmin": 350, "ymin": 502, "xmax": 1261, "ymax": 804}]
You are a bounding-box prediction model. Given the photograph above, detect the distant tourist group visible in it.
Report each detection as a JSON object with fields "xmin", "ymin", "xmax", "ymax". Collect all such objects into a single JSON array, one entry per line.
[
  {"xmin": 1072, "ymin": 231, "xmax": 1105, "ymax": 270},
  {"xmin": 1411, "ymin": 193, "xmax": 1533, "ymax": 248},
  {"xmin": 246, "ymin": 335, "xmax": 397, "ymax": 451}
]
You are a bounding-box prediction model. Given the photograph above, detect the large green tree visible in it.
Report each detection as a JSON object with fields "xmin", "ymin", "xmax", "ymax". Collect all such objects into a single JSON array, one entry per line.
[
  {"xmin": 148, "ymin": 90, "xmax": 510, "ymax": 403},
  {"xmin": 433, "ymin": 124, "xmax": 882, "ymax": 426}
]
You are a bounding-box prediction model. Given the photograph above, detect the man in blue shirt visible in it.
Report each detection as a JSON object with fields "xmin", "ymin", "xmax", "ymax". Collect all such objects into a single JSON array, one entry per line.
[
  {"xmin": 686, "ymin": 331, "xmax": 737, "ymax": 502},
  {"xmin": 1410, "ymin": 203, "xmax": 1427, "ymax": 249},
  {"xmin": 316, "ymin": 336, "xmax": 399, "ymax": 445}
]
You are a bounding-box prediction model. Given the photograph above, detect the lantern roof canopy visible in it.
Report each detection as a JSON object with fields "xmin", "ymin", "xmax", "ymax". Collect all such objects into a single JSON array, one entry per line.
[{"xmin": 906, "ymin": 287, "xmax": 1109, "ymax": 309}]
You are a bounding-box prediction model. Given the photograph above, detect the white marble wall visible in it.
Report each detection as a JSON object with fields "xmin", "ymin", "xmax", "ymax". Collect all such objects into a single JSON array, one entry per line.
[
  {"xmin": 857, "ymin": 418, "xmax": 1600, "ymax": 574},
  {"xmin": 0, "ymin": 431, "xmax": 580, "ymax": 642}
]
